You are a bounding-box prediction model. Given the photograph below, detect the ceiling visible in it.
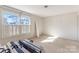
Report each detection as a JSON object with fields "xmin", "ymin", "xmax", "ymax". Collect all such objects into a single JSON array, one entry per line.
[{"xmin": 8, "ymin": 5, "xmax": 79, "ymax": 17}]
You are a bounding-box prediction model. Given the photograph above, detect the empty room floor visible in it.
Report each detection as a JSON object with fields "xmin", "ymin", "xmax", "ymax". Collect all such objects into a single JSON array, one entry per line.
[{"xmin": 33, "ymin": 35, "xmax": 79, "ymax": 53}]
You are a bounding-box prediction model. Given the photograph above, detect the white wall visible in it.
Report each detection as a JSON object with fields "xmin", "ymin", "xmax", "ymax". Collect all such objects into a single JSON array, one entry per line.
[
  {"xmin": 43, "ymin": 12, "xmax": 78, "ymax": 40},
  {"xmin": 0, "ymin": 8, "xmax": 2, "ymax": 40},
  {"xmin": 77, "ymin": 13, "xmax": 79, "ymax": 40}
]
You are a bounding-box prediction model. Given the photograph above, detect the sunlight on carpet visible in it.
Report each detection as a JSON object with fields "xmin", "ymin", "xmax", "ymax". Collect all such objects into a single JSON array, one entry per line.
[{"xmin": 40, "ymin": 36, "xmax": 58, "ymax": 43}]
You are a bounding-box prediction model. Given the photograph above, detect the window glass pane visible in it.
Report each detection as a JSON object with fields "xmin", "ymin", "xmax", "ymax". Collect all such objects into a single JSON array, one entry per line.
[
  {"xmin": 3, "ymin": 12, "xmax": 20, "ymax": 25},
  {"xmin": 21, "ymin": 16, "xmax": 31, "ymax": 25}
]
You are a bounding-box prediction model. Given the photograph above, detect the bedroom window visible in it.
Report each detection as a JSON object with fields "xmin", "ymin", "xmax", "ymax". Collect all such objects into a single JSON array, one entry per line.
[
  {"xmin": 21, "ymin": 16, "xmax": 31, "ymax": 34},
  {"xmin": 2, "ymin": 11, "xmax": 31, "ymax": 38},
  {"xmin": 3, "ymin": 12, "xmax": 19, "ymax": 25},
  {"xmin": 3, "ymin": 12, "xmax": 20, "ymax": 37}
]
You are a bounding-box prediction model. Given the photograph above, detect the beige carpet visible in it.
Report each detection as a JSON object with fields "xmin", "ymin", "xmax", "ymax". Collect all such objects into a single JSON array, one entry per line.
[{"xmin": 33, "ymin": 35, "xmax": 79, "ymax": 53}]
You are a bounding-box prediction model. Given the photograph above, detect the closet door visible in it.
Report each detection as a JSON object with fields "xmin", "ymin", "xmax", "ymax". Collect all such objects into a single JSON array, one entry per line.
[
  {"xmin": 60, "ymin": 13, "xmax": 77, "ymax": 40},
  {"xmin": 53, "ymin": 13, "xmax": 77, "ymax": 40}
]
